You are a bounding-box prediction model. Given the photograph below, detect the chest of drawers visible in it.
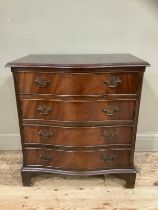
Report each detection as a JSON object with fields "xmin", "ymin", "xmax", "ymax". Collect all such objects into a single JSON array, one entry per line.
[{"xmin": 6, "ymin": 54, "xmax": 149, "ymax": 188}]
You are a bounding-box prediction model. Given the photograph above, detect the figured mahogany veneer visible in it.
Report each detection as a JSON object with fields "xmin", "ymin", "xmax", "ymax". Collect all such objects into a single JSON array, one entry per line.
[
  {"xmin": 21, "ymin": 99, "xmax": 136, "ymax": 121},
  {"xmin": 17, "ymin": 71, "xmax": 139, "ymax": 95},
  {"xmin": 6, "ymin": 54, "xmax": 150, "ymax": 188},
  {"xmin": 23, "ymin": 125, "xmax": 133, "ymax": 147},
  {"xmin": 24, "ymin": 148, "xmax": 132, "ymax": 170}
]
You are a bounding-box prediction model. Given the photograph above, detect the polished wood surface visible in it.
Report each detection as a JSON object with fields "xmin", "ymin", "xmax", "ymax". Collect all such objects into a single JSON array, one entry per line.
[
  {"xmin": 24, "ymin": 148, "xmax": 131, "ymax": 170},
  {"xmin": 17, "ymin": 71, "xmax": 139, "ymax": 95},
  {"xmin": 21, "ymin": 99, "xmax": 136, "ymax": 121},
  {"xmin": 7, "ymin": 54, "xmax": 149, "ymax": 187},
  {"xmin": 23, "ymin": 125, "xmax": 133, "ymax": 147},
  {"xmin": 6, "ymin": 54, "xmax": 150, "ymax": 68}
]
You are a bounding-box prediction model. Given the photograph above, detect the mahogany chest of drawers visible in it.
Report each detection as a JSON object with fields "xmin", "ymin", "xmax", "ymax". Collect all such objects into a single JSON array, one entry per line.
[{"xmin": 6, "ymin": 54, "xmax": 149, "ymax": 188}]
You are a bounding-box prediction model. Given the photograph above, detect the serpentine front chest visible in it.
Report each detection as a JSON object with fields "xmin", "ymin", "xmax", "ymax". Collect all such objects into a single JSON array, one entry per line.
[{"xmin": 6, "ymin": 54, "xmax": 149, "ymax": 188}]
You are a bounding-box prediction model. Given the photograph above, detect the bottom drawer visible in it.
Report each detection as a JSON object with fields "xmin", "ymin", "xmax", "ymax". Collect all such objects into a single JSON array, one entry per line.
[{"xmin": 24, "ymin": 148, "xmax": 131, "ymax": 170}]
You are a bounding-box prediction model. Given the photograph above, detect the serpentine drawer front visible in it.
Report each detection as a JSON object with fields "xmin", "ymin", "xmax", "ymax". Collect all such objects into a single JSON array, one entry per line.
[
  {"xmin": 6, "ymin": 54, "xmax": 149, "ymax": 188},
  {"xmin": 20, "ymin": 99, "xmax": 136, "ymax": 121},
  {"xmin": 17, "ymin": 71, "xmax": 139, "ymax": 95},
  {"xmin": 24, "ymin": 148, "xmax": 132, "ymax": 170},
  {"xmin": 23, "ymin": 125, "xmax": 133, "ymax": 147}
]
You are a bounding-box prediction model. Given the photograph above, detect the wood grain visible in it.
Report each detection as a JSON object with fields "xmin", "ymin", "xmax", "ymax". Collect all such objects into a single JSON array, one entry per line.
[
  {"xmin": 20, "ymin": 99, "xmax": 136, "ymax": 121},
  {"xmin": 23, "ymin": 148, "xmax": 132, "ymax": 170},
  {"xmin": 23, "ymin": 125, "xmax": 133, "ymax": 147},
  {"xmin": 17, "ymin": 71, "xmax": 139, "ymax": 95}
]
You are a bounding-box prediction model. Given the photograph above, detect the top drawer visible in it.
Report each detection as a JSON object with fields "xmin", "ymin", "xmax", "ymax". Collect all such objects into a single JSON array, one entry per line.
[{"xmin": 17, "ymin": 71, "xmax": 139, "ymax": 95}]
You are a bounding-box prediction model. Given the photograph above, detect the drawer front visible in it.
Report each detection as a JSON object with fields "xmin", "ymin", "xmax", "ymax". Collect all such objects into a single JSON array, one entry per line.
[
  {"xmin": 17, "ymin": 72, "xmax": 139, "ymax": 95},
  {"xmin": 21, "ymin": 99, "xmax": 135, "ymax": 121},
  {"xmin": 23, "ymin": 125, "xmax": 133, "ymax": 146},
  {"xmin": 24, "ymin": 148, "xmax": 131, "ymax": 170}
]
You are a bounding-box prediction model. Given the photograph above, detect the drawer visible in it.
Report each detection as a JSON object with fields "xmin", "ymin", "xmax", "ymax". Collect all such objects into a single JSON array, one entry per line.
[
  {"xmin": 17, "ymin": 72, "xmax": 139, "ymax": 95},
  {"xmin": 21, "ymin": 99, "xmax": 136, "ymax": 121},
  {"xmin": 24, "ymin": 148, "xmax": 131, "ymax": 170},
  {"xmin": 23, "ymin": 125, "xmax": 133, "ymax": 146}
]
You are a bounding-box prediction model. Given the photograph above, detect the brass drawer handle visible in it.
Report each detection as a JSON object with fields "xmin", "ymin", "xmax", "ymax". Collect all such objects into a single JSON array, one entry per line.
[
  {"xmin": 103, "ymin": 105, "xmax": 119, "ymax": 116},
  {"xmin": 101, "ymin": 154, "xmax": 116, "ymax": 162},
  {"xmin": 40, "ymin": 154, "xmax": 52, "ymax": 161},
  {"xmin": 37, "ymin": 105, "xmax": 52, "ymax": 115},
  {"xmin": 38, "ymin": 129, "xmax": 53, "ymax": 138},
  {"xmin": 34, "ymin": 77, "xmax": 50, "ymax": 88},
  {"xmin": 103, "ymin": 129, "xmax": 118, "ymax": 142},
  {"xmin": 104, "ymin": 75, "xmax": 121, "ymax": 88}
]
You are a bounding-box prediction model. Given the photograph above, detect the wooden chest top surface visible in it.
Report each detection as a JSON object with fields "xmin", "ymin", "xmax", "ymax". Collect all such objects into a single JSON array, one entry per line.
[{"xmin": 6, "ymin": 54, "xmax": 150, "ymax": 68}]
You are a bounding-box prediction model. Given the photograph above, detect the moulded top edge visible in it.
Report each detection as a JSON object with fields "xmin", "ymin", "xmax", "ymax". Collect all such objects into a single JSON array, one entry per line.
[{"xmin": 5, "ymin": 54, "xmax": 150, "ymax": 68}]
